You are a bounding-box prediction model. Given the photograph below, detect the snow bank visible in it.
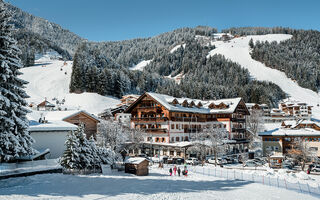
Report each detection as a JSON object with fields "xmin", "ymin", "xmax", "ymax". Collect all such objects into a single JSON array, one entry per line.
[{"xmin": 208, "ymin": 34, "xmax": 320, "ymax": 120}]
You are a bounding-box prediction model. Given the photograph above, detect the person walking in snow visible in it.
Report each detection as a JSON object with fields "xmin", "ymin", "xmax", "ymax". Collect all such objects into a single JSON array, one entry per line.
[
  {"xmin": 177, "ymin": 167, "xmax": 181, "ymax": 176},
  {"xmin": 173, "ymin": 165, "xmax": 177, "ymax": 176},
  {"xmin": 169, "ymin": 168, "xmax": 173, "ymax": 176}
]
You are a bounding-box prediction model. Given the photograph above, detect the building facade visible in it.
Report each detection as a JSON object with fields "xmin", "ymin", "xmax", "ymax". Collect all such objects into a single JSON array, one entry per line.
[
  {"xmin": 259, "ymin": 120, "xmax": 320, "ymax": 157},
  {"xmin": 125, "ymin": 92, "xmax": 250, "ymax": 155}
]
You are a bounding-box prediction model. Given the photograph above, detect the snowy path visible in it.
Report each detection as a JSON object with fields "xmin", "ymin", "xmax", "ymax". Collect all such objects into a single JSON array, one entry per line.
[
  {"xmin": 0, "ymin": 166, "xmax": 318, "ymax": 200},
  {"xmin": 20, "ymin": 59, "xmax": 120, "ymax": 115},
  {"xmin": 208, "ymin": 34, "xmax": 320, "ymax": 119}
]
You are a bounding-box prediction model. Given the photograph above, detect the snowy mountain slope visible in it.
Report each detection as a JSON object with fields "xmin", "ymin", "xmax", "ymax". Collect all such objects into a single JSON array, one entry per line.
[
  {"xmin": 20, "ymin": 58, "xmax": 120, "ymax": 115},
  {"xmin": 208, "ymin": 34, "xmax": 320, "ymax": 119},
  {"xmin": 130, "ymin": 60, "xmax": 152, "ymax": 71}
]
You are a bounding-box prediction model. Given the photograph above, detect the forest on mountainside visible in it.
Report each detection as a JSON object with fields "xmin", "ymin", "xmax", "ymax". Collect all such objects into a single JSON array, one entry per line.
[
  {"xmin": 70, "ymin": 29, "xmax": 286, "ymax": 107},
  {"xmin": 4, "ymin": 2, "xmax": 85, "ymax": 67},
  {"xmin": 223, "ymin": 27, "xmax": 320, "ymax": 92},
  {"xmin": 250, "ymin": 30, "xmax": 320, "ymax": 92}
]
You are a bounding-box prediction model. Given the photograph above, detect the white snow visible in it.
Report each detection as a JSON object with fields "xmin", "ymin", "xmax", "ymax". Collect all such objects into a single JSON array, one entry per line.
[
  {"xmin": 0, "ymin": 165, "xmax": 318, "ymax": 200},
  {"xmin": 170, "ymin": 43, "xmax": 186, "ymax": 53},
  {"xmin": 130, "ymin": 59, "xmax": 152, "ymax": 71},
  {"xmin": 20, "ymin": 57, "xmax": 120, "ymax": 115},
  {"xmin": 208, "ymin": 34, "xmax": 320, "ymax": 120},
  {"xmin": 124, "ymin": 157, "xmax": 146, "ymax": 164}
]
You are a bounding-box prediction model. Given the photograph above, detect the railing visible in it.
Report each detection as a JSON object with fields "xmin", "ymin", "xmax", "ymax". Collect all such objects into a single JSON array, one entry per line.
[
  {"xmin": 132, "ymin": 117, "xmax": 168, "ymax": 122},
  {"xmin": 142, "ymin": 128, "xmax": 168, "ymax": 133},
  {"xmin": 171, "ymin": 117, "xmax": 206, "ymax": 122},
  {"xmin": 0, "ymin": 159, "xmax": 61, "ymax": 178},
  {"xmin": 232, "ymin": 128, "xmax": 246, "ymax": 133}
]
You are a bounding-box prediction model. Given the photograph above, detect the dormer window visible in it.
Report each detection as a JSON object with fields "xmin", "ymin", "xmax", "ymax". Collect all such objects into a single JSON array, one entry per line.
[
  {"xmin": 208, "ymin": 103, "xmax": 216, "ymax": 109},
  {"xmin": 182, "ymin": 100, "xmax": 188, "ymax": 107},
  {"xmin": 171, "ymin": 98, "xmax": 179, "ymax": 105}
]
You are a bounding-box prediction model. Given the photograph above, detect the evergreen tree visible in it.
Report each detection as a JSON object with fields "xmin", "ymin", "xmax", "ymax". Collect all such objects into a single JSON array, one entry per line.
[
  {"xmin": 60, "ymin": 125, "xmax": 96, "ymax": 170},
  {"xmin": 249, "ymin": 38, "xmax": 254, "ymax": 49},
  {"xmin": 60, "ymin": 125, "xmax": 116, "ymax": 171},
  {"xmin": 0, "ymin": 1, "xmax": 34, "ymax": 162}
]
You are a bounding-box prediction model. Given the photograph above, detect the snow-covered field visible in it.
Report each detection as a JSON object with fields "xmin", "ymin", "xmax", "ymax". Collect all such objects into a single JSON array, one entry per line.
[
  {"xmin": 0, "ymin": 166, "xmax": 318, "ymax": 200},
  {"xmin": 20, "ymin": 58, "xmax": 120, "ymax": 115},
  {"xmin": 208, "ymin": 34, "xmax": 320, "ymax": 120}
]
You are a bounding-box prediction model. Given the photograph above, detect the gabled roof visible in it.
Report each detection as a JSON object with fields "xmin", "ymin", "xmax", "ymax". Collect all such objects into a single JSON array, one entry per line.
[
  {"xmin": 45, "ymin": 110, "xmax": 100, "ymax": 122},
  {"xmin": 125, "ymin": 92, "xmax": 247, "ymax": 114}
]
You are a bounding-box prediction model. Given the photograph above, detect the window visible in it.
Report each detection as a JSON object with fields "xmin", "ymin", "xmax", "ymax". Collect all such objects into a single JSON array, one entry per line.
[
  {"xmin": 170, "ymin": 151, "xmax": 174, "ymax": 156},
  {"xmin": 171, "ymin": 124, "xmax": 175, "ymax": 129},
  {"xmin": 156, "ymin": 137, "xmax": 160, "ymax": 142},
  {"xmin": 171, "ymin": 137, "xmax": 174, "ymax": 142},
  {"xmin": 162, "ymin": 138, "xmax": 166, "ymax": 142},
  {"xmin": 176, "ymin": 137, "xmax": 180, "ymax": 142},
  {"xmin": 185, "ymin": 136, "xmax": 189, "ymax": 141},
  {"xmin": 224, "ymin": 124, "xmax": 226, "ymax": 128},
  {"xmin": 177, "ymin": 152, "xmax": 181, "ymax": 156}
]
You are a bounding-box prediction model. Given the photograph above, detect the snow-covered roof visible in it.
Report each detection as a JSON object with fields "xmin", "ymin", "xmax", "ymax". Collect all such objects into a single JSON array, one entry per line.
[
  {"xmin": 142, "ymin": 141, "xmax": 193, "ymax": 148},
  {"xmin": 44, "ymin": 110, "xmax": 100, "ymax": 122},
  {"xmin": 282, "ymin": 120, "xmax": 298, "ymax": 127},
  {"xmin": 29, "ymin": 120, "xmax": 78, "ymax": 132},
  {"xmin": 146, "ymin": 92, "xmax": 243, "ymax": 114},
  {"xmin": 259, "ymin": 128, "xmax": 320, "ymax": 137},
  {"xmin": 124, "ymin": 157, "xmax": 148, "ymax": 164}
]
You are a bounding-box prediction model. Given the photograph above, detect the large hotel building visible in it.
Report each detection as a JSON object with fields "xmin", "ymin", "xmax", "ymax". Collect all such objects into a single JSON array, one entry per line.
[{"xmin": 124, "ymin": 92, "xmax": 250, "ymax": 157}]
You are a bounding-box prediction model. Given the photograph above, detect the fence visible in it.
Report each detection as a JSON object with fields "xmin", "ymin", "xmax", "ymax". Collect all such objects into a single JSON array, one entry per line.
[{"xmin": 188, "ymin": 165, "xmax": 320, "ymax": 197}]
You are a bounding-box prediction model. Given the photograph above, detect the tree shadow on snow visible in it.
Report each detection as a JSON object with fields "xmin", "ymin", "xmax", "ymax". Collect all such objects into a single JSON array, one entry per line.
[{"xmin": 0, "ymin": 172, "xmax": 253, "ymax": 198}]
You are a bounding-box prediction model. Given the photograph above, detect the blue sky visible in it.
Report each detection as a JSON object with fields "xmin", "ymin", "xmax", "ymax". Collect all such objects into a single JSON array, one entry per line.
[{"xmin": 8, "ymin": 0, "xmax": 320, "ymax": 42}]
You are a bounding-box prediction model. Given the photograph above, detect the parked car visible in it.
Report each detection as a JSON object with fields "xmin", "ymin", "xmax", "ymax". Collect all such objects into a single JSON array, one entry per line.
[
  {"xmin": 244, "ymin": 160, "xmax": 259, "ymax": 167},
  {"xmin": 311, "ymin": 165, "xmax": 320, "ymax": 172},
  {"xmin": 186, "ymin": 158, "xmax": 199, "ymax": 165},
  {"xmin": 208, "ymin": 157, "xmax": 227, "ymax": 165},
  {"xmin": 253, "ymin": 158, "xmax": 266, "ymax": 165}
]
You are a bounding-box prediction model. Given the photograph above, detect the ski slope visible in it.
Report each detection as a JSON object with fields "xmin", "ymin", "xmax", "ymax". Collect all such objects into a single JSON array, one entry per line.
[
  {"xmin": 20, "ymin": 58, "xmax": 120, "ymax": 115},
  {"xmin": 208, "ymin": 34, "xmax": 320, "ymax": 119}
]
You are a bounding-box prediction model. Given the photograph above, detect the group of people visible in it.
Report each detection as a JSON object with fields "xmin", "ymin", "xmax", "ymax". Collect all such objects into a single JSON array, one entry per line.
[{"xmin": 169, "ymin": 165, "xmax": 188, "ymax": 177}]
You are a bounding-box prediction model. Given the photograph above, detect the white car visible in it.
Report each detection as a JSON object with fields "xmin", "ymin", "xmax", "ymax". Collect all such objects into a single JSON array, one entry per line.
[
  {"xmin": 208, "ymin": 158, "xmax": 227, "ymax": 165},
  {"xmin": 244, "ymin": 160, "xmax": 259, "ymax": 167},
  {"xmin": 186, "ymin": 158, "xmax": 199, "ymax": 165}
]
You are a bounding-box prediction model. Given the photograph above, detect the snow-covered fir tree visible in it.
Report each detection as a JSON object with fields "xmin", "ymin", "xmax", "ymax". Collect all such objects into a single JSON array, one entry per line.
[
  {"xmin": 0, "ymin": 1, "xmax": 34, "ymax": 162},
  {"xmin": 60, "ymin": 124, "xmax": 116, "ymax": 171},
  {"xmin": 60, "ymin": 125, "xmax": 98, "ymax": 170}
]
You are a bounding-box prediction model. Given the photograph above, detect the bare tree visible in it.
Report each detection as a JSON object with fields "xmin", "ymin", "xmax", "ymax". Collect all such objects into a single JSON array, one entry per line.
[
  {"xmin": 97, "ymin": 120, "xmax": 128, "ymax": 153},
  {"xmin": 286, "ymin": 138, "xmax": 317, "ymax": 171},
  {"xmin": 191, "ymin": 125, "xmax": 228, "ymax": 166},
  {"xmin": 97, "ymin": 119, "xmax": 145, "ymax": 156},
  {"xmin": 246, "ymin": 109, "xmax": 264, "ymax": 150}
]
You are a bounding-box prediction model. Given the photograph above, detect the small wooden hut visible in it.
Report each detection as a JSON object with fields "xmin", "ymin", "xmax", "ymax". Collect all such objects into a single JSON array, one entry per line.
[{"xmin": 124, "ymin": 157, "xmax": 149, "ymax": 176}]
